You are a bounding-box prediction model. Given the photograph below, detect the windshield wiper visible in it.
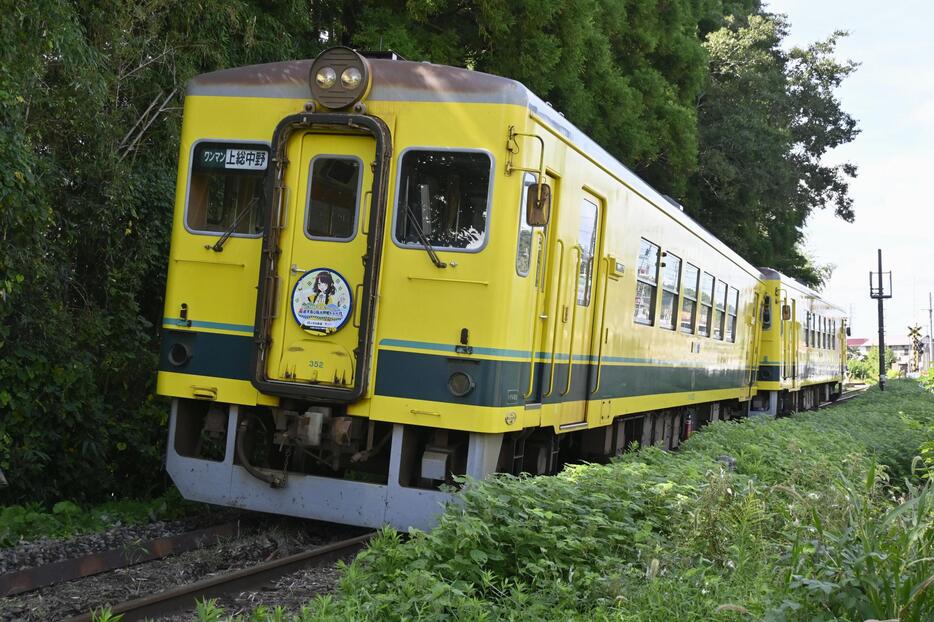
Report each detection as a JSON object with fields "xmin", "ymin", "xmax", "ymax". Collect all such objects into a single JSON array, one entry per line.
[
  {"xmin": 207, "ymin": 197, "xmax": 259, "ymax": 252},
  {"xmin": 405, "ymin": 206, "xmax": 446, "ymax": 268}
]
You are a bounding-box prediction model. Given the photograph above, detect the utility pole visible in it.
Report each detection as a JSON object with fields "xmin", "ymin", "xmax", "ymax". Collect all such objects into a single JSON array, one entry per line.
[
  {"xmin": 869, "ymin": 249, "xmax": 892, "ymax": 390},
  {"xmin": 926, "ymin": 292, "xmax": 933, "ymax": 371}
]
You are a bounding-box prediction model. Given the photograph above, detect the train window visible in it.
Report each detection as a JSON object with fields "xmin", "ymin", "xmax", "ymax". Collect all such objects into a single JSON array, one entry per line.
[
  {"xmin": 680, "ymin": 263, "xmax": 699, "ymax": 333},
  {"xmin": 186, "ymin": 141, "xmax": 270, "ymax": 236},
  {"xmin": 394, "ymin": 150, "xmax": 492, "ymax": 251},
  {"xmin": 659, "ymin": 252, "xmax": 681, "ymax": 330},
  {"xmin": 712, "ymin": 281, "xmax": 727, "ymax": 340},
  {"xmin": 304, "ymin": 156, "xmax": 361, "ymax": 241},
  {"xmin": 726, "ymin": 287, "xmax": 739, "ymax": 342},
  {"xmin": 805, "ymin": 312, "xmax": 811, "ymax": 347},
  {"xmin": 515, "ymin": 174, "xmax": 537, "ymax": 276},
  {"xmin": 698, "ymin": 272, "xmax": 714, "ymax": 336},
  {"xmin": 576, "ymin": 198, "xmax": 599, "ymax": 306},
  {"xmin": 762, "ymin": 295, "xmax": 772, "ymax": 329},
  {"xmin": 634, "ymin": 239, "xmax": 659, "ymax": 325}
]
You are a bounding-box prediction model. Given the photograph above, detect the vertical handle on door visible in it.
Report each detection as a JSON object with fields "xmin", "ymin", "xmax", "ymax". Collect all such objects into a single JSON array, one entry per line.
[
  {"xmin": 524, "ymin": 230, "xmax": 547, "ymax": 399},
  {"xmin": 561, "ymin": 245, "xmax": 583, "ymax": 397},
  {"xmin": 352, "ymin": 283, "xmax": 364, "ymax": 327},
  {"xmin": 543, "ymin": 239, "xmax": 566, "ymax": 398},
  {"xmin": 591, "ymin": 257, "xmax": 611, "ymax": 394},
  {"xmin": 360, "ymin": 190, "xmax": 373, "ymax": 235}
]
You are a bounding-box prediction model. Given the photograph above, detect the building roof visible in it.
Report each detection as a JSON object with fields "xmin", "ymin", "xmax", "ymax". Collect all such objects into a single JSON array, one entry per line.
[{"xmin": 849, "ymin": 335, "xmax": 929, "ymax": 348}]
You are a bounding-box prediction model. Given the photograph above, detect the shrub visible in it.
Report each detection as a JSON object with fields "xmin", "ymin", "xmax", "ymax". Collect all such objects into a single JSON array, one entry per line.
[{"xmin": 296, "ymin": 380, "xmax": 934, "ymax": 621}]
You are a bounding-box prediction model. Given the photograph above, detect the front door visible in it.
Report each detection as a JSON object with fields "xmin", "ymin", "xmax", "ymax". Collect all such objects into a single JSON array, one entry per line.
[{"xmin": 265, "ymin": 132, "xmax": 375, "ymax": 390}]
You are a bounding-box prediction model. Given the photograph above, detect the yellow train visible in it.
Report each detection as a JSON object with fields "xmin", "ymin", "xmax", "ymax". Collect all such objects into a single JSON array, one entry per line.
[{"xmin": 158, "ymin": 47, "xmax": 846, "ymax": 529}]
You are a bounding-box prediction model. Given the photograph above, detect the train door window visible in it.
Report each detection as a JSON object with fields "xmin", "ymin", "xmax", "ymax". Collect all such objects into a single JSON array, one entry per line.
[
  {"xmin": 805, "ymin": 312, "xmax": 811, "ymax": 347},
  {"xmin": 698, "ymin": 272, "xmax": 714, "ymax": 336},
  {"xmin": 712, "ymin": 281, "xmax": 727, "ymax": 340},
  {"xmin": 726, "ymin": 287, "xmax": 739, "ymax": 342},
  {"xmin": 659, "ymin": 252, "xmax": 681, "ymax": 329},
  {"xmin": 186, "ymin": 141, "xmax": 270, "ymax": 236},
  {"xmin": 305, "ymin": 156, "xmax": 362, "ymax": 241},
  {"xmin": 832, "ymin": 320, "xmax": 837, "ymax": 349},
  {"xmin": 515, "ymin": 173, "xmax": 537, "ymax": 276},
  {"xmin": 762, "ymin": 295, "xmax": 772, "ymax": 329},
  {"xmin": 576, "ymin": 198, "xmax": 599, "ymax": 306},
  {"xmin": 394, "ymin": 149, "xmax": 493, "ymax": 251},
  {"xmin": 680, "ymin": 263, "xmax": 699, "ymax": 333},
  {"xmin": 634, "ymin": 238, "xmax": 659, "ymax": 325}
]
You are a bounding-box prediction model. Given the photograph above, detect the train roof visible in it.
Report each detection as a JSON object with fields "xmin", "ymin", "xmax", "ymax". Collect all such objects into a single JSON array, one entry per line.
[
  {"xmin": 758, "ymin": 267, "xmax": 845, "ymax": 312},
  {"xmin": 187, "ymin": 58, "xmax": 762, "ymax": 277}
]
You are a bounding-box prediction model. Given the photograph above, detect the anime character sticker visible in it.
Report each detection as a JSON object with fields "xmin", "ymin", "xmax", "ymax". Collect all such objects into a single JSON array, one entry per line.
[{"xmin": 291, "ymin": 268, "xmax": 352, "ymax": 333}]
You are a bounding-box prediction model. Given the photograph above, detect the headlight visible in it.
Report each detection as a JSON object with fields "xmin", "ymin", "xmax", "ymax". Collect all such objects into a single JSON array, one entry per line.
[
  {"xmin": 168, "ymin": 342, "xmax": 192, "ymax": 367},
  {"xmin": 315, "ymin": 67, "xmax": 337, "ymax": 89},
  {"xmin": 448, "ymin": 371, "xmax": 475, "ymax": 397},
  {"xmin": 309, "ymin": 47, "xmax": 371, "ymax": 110},
  {"xmin": 341, "ymin": 67, "xmax": 362, "ymax": 89}
]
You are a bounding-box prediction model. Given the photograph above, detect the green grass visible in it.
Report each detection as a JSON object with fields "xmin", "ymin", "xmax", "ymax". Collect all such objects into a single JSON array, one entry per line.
[{"xmin": 0, "ymin": 486, "xmax": 195, "ymax": 547}]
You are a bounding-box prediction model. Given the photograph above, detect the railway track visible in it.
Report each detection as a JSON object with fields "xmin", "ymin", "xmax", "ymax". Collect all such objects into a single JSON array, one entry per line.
[
  {"xmin": 62, "ymin": 533, "xmax": 373, "ymax": 622},
  {"xmin": 819, "ymin": 385, "xmax": 869, "ymax": 409}
]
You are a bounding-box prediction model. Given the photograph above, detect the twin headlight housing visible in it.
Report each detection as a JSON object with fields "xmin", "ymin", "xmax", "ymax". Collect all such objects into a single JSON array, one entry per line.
[{"xmin": 309, "ymin": 47, "xmax": 371, "ymax": 110}]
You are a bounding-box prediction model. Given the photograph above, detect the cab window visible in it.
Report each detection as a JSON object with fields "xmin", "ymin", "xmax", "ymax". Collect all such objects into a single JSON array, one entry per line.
[
  {"xmin": 186, "ymin": 141, "xmax": 269, "ymax": 236},
  {"xmin": 394, "ymin": 150, "xmax": 492, "ymax": 251},
  {"xmin": 305, "ymin": 156, "xmax": 361, "ymax": 241}
]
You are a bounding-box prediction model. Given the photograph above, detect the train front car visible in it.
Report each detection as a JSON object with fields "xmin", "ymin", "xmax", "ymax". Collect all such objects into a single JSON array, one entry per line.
[
  {"xmin": 751, "ymin": 269, "xmax": 847, "ymax": 416},
  {"xmin": 158, "ymin": 48, "xmax": 541, "ymax": 529},
  {"xmin": 158, "ymin": 47, "xmax": 767, "ymax": 531}
]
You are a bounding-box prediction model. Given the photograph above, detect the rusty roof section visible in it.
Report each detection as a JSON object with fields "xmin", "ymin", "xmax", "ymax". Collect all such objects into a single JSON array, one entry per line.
[{"xmin": 186, "ymin": 58, "xmax": 530, "ymax": 106}]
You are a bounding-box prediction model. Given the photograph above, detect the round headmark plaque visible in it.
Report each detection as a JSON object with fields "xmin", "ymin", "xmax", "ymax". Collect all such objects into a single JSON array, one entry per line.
[{"xmin": 291, "ymin": 268, "xmax": 353, "ymax": 333}]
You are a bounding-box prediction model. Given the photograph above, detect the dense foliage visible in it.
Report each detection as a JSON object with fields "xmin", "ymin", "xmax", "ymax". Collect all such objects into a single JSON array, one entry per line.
[
  {"xmin": 204, "ymin": 381, "xmax": 931, "ymax": 621},
  {"xmin": 0, "ymin": 488, "xmax": 191, "ymax": 547},
  {"xmin": 847, "ymin": 346, "xmax": 896, "ymax": 381},
  {"xmin": 1, "ymin": 1, "xmax": 858, "ymax": 506}
]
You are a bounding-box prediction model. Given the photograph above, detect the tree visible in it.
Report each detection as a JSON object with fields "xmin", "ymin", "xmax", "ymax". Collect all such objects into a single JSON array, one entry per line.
[
  {"xmin": 347, "ymin": 0, "xmax": 740, "ymax": 194},
  {"xmin": 687, "ymin": 13, "xmax": 858, "ymax": 286},
  {"xmin": 0, "ymin": 0, "xmax": 327, "ymax": 504}
]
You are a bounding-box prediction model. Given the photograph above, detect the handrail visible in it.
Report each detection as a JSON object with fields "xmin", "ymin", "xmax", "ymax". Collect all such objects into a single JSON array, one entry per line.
[
  {"xmin": 543, "ymin": 239, "xmax": 565, "ymax": 398},
  {"xmin": 561, "ymin": 245, "xmax": 583, "ymax": 397},
  {"xmin": 591, "ymin": 256, "xmax": 611, "ymax": 394},
  {"xmin": 524, "ymin": 229, "xmax": 547, "ymax": 399},
  {"xmin": 360, "ymin": 189, "xmax": 372, "ymax": 235}
]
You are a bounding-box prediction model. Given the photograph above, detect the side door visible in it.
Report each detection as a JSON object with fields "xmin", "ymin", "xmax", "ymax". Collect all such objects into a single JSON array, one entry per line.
[{"xmin": 540, "ymin": 190, "xmax": 603, "ymax": 427}]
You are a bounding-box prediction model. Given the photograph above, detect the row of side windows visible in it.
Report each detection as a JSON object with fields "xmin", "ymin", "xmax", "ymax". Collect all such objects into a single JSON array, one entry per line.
[
  {"xmin": 805, "ymin": 312, "xmax": 837, "ymax": 350},
  {"xmin": 634, "ymin": 238, "xmax": 738, "ymax": 342}
]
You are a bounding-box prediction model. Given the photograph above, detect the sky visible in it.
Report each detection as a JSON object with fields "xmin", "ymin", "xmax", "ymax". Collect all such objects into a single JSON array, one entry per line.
[{"xmin": 765, "ymin": 0, "xmax": 934, "ymax": 340}]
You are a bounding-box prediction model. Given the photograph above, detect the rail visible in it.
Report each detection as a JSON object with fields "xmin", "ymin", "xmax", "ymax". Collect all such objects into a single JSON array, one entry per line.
[{"xmin": 63, "ymin": 533, "xmax": 374, "ymax": 622}]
